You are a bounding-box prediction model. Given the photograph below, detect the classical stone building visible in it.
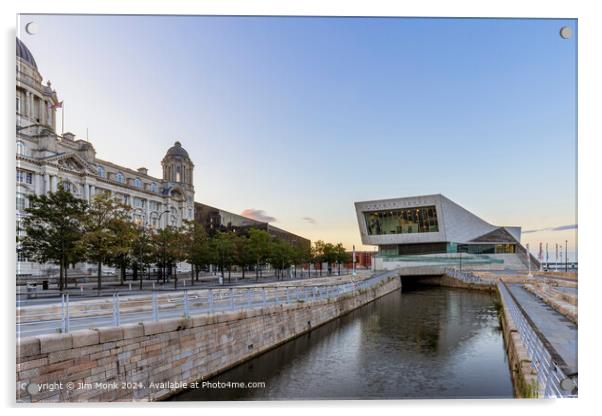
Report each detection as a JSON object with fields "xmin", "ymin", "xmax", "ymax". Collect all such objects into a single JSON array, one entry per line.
[{"xmin": 16, "ymin": 38, "xmax": 195, "ymax": 276}]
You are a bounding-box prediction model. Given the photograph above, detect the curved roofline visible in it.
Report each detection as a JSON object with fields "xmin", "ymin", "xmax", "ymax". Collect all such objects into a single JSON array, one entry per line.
[{"xmin": 16, "ymin": 37, "xmax": 38, "ymax": 70}]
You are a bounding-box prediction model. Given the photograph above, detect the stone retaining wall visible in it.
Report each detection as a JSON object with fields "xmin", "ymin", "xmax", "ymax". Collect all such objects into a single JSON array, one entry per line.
[
  {"xmin": 16, "ymin": 274, "xmax": 400, "ymax": 402},
  {"xmin": 523, "ymin": 283, "xmax": 577, "ymax": 325},
  {"xmin": 410, "ymin": 274, "xmax": 495, "ymax": 292}
]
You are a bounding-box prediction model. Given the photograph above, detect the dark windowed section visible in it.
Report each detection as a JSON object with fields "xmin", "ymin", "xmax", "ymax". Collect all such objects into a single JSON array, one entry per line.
[
  {"xmin": 364, "ymin": 206, "xmax": 438, "ymax": 235},
  {"xmin": 457, "ymin": 244, "xmax": 516, "ymax": 254},
  {"xmin": 397, "ymin": 242, "xmax": 448, "ymax": 255}
]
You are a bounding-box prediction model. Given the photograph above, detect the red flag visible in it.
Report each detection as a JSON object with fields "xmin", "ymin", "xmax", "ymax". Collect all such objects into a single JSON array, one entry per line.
[{"xmin": 51, "ymin": 101, "xmax": 63, "ymax": 109}]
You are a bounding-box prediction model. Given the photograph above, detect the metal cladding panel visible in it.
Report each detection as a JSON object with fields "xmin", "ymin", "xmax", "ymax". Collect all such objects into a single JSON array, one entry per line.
[
  {"xmin": 439, "ymin": 195, "xmax": 497, "ymax": 243},
  {"xmin": 354, "ymin": 194, "xmax": 447, "ymax": 246},
  {"xmin": 503, "ymin": 226, "xmax": 522, "ymax": 242}
]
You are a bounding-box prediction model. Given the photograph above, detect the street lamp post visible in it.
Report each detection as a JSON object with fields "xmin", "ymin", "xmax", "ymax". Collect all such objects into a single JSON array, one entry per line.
[
  {"xmin": 352, "ymin": 245, "xmax": 357, "ymax": 276},
  {"xmin": 158, "ymin": 210, "xmax": 170, "ymax": 285},
  {"xmin": 565, "ymin": 240, "xmax": 568, "ymax": 272},
  {"xmin": 526, "ymin": 243, "xmax": 533, "ymax": 278}
]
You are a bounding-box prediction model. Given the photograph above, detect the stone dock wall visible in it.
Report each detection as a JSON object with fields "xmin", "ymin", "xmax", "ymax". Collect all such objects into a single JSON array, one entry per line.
[
  {"xmin": 497, "ymin": 288, "xmax": 539, "ymax": 398},
  {"xmin": 17, "ymin": 274, "xmax": 401, "ymax": 402},
  {"xmin": 411, "ymin": 274, "xmax": 495, "ymax": 292}
]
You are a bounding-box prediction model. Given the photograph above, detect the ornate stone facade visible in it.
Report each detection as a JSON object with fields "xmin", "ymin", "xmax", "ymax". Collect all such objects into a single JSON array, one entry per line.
[{"xmin": 16, "ymin": 38, "xmax": 195, "ymax": 276}]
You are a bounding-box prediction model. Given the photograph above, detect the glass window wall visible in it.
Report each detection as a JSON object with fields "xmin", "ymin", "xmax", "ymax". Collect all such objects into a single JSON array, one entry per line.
[{"xmin": 364, "ymin": 205, "xmax": 438, "ymax": 235}]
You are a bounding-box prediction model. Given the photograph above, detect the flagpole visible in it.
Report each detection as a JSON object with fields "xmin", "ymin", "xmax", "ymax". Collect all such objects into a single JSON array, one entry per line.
[{"xmin": 61, "ymin": 104, "xmax": 64, "ymax": 136}]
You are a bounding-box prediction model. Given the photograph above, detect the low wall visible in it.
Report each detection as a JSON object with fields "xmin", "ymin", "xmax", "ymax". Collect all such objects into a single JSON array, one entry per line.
[
  {"xmin": 16, "ymin": 273, "xmax": 400, "ymax": 402},
  {"xmin": 407, "ymin": 274, "xmax": 495, "ymax": 292},
  {"xmin": 523, "ymin": 283, "xmax": 577, "ymax": 325}
]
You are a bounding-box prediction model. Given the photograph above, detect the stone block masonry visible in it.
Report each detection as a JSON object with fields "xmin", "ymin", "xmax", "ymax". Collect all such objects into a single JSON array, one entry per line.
[{"xmin": 16, "ymin": 273, "xmax": 401, "ymax": 402}]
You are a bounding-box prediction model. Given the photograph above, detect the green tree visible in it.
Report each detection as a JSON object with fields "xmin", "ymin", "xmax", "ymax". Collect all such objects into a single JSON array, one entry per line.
[
  {"xmin": 271, "ymin": 238, "xmax": 295, "ymax": 279},
  {"xmin": 107, "ymin": 213, "xmax": 138, "ymax": 286},
  {"xmin": 131, "ymin": 226, "xmax": 155, "ymax": 290},
  {"xmin": 19, "ymin": 188, "xmax": 87, "ymax": 292},
  {"xmin": 234, "ymin": 234, "xmax": 255, "ymax": 280},
  {"xmin": 248, "ymin": 229, "xmax": 271, "ymax": 281},
  {"xmin": 333, "ymin": 243, "xmax": 350, "ymax": 276},
  {"xmin": 79, "ymin": 193, "xmax": 132, "ymax": 291},
  {"xmin": 212, "ymin": 231, "xmax": 237, "ymax": 282},
  {"xmin": 322, "ymin": 243, "xmax": 341, "ymax": 275},
  {"xmin": 184, "ymin": 220, "xmax": 210, "ymax": 283},
  {"xmin": 154, "ymin": 226, "xmax": 187, "ymax": 288},
  {"xmin": 292, "ymin": 243, "xmax": 311, "ymax": 278},
  {"xmin": 312, "ymin": 240, "xmax": 326, "ymax": 276}
]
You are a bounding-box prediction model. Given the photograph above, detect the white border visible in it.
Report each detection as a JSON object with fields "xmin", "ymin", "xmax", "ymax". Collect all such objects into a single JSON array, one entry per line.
[{"xmin": 2, "ymin": 1, "xmax": 599, "ymax": 415}]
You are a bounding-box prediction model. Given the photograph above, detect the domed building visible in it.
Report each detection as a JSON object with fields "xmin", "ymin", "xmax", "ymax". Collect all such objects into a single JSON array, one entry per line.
[{"xmin": 16, "ymin": 38, "xmax": 195, "ymax": 277}]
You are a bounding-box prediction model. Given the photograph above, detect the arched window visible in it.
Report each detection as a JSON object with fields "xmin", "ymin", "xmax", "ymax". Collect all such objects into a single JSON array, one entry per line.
[
  {"xmin": 151, "ymin": 182, "xmax": 157, "ymax": 193},
  {"xmin": 116, "ymin": 172, "xmax": 125, "ymax": 183},
  {"xmin": 16, "ymin": 141, "xmax": 25, "ymax": 156},
  {"xmin": 97, "ymin": 165, "xmax": 105, "ymax": 178},
  {"xmin": 134, "ymin": 178, "xmax": 141, "ymax": 188}
]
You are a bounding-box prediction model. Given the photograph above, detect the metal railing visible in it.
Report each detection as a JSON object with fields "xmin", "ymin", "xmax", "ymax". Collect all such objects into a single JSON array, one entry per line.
[
  {"xmin": 381, "ymin": 254, "xmax": 504, "ymax": 265},
  {"xmin": 17, "ymin": 271, "xmax": 397, "ymax": 337},
  {"xmin": 498, "ymin": 281, "xmax": 577, "ymax": 398}
]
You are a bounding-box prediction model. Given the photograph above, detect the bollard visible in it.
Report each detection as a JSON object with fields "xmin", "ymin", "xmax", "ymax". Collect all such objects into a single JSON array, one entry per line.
[
  {"xmin": 61, "ymin": 294, "xmax": 65, "ymax": 332},
  {"xmin": 183, "ymin": 290, "xmax": 190, "ymax": 318},
  {"xmin": 61, "ymin": 294, "xmax": 66, "ymax": 333},
  {"xmin": 152, "ymin": 292, "xmax": 158, "ymax": 321},
  {"xmin": 152, "ymin": 282, "xmax": 156, "ymax": 290},
  {"xmin": 80, "ymin": 285, "xmax": 84, "ymax": 293},
  {"xmin": 112, "ymin": 293, "xmax": 120, "ymax": 327},
  {"xmin": 65, "ymin": 294, "xmax": 70, "ymax": 333},
  {"xmin": 129, "ymin": 282, "xmax": 132, "ymax": 291}
]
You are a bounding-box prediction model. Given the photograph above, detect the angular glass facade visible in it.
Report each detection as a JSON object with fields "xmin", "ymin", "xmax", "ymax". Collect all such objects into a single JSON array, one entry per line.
[
  {"xmin": 457, "ymin": 244, "xmax": 516, "ymax": 254},
  {"xmin": 364, "ymin": 205, "xmax": 439, "ymax": 235}
]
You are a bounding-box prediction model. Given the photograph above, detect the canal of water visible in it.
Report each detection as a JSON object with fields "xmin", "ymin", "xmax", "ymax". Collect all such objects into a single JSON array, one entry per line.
[{"xmin": 171, "ymin": 284, "xmax": 514, "ymax": 400}]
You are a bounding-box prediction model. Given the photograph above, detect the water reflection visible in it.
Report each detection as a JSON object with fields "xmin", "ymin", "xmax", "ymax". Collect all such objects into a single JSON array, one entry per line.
[{"xmin": 172, "ymin": 286, "xmax": 514, "ymax": 400}]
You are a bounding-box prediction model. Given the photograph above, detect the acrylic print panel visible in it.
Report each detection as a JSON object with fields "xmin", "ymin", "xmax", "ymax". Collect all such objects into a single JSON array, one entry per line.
[{"xmin": 15, "ymin": 14, "xmax": 577, "ymax": 402}]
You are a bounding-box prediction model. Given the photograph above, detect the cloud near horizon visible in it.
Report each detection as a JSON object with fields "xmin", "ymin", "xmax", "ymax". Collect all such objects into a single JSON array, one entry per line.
[
  {"xmin": 240, "ymin": 208, "xmax": 276, "ymax": 223},
  {"xmin": 302, "ymin": 217, "xmax": 316, "ymax": 224},
  {"xmin": 523, "ymin": 224, "xmax": 578, "ymax": 234}
]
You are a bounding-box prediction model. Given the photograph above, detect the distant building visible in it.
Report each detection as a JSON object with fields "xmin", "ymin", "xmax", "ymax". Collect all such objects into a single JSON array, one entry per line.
[
  {"xmin": 355, "ymin": 194, "xmax": 539, "ymax": 270},
  {"xmin": 194, "ymin": 202, "xmax": 310, "ymax": 251},
  {"xmin": 344, "ymin": 251, "xmax": 374, "ymax": 270}
]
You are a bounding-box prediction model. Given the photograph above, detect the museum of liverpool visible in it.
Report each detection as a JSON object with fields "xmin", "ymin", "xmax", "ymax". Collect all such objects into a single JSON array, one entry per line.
[{"xmin": 354, "ymin": 194, "xmax": 539, "ymax": 271}]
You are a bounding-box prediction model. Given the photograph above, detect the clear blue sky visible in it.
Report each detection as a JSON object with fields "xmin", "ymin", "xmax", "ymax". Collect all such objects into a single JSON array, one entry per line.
[{"xmin": 18, "ymin": 15, "xmax": 577, "ymax": 259}]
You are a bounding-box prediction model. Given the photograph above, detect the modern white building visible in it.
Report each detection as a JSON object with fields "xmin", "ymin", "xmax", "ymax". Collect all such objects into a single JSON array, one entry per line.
[
  {"xmin": 16, "ymin": 38, "xmax": 195, "ymax": 276},
  {"xmin": 355, "ymin": 194, "xmax": 538, "ymax": 270}
]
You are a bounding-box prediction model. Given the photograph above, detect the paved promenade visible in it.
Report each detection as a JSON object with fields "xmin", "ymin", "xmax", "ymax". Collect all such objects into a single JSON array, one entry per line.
[{"xmin": 506, "ymin": 283, "xmax": 577, "ymax": 373}]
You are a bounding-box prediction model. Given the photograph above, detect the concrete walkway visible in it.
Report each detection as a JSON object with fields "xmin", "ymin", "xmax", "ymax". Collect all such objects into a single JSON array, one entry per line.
[{"xmin": 507, "ymin": 283, "xmax": 578, "ymax": 373}]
